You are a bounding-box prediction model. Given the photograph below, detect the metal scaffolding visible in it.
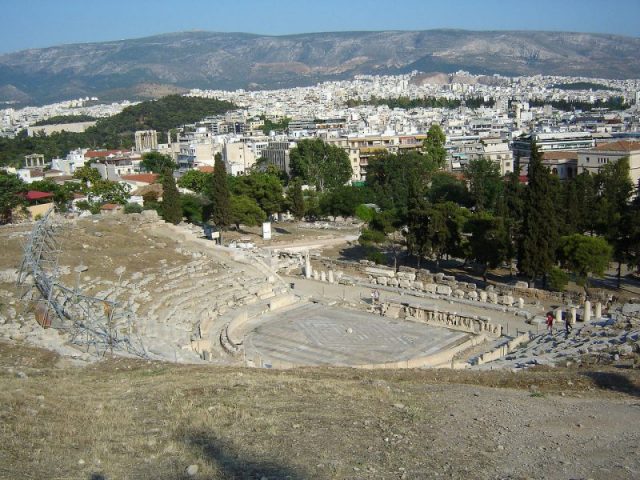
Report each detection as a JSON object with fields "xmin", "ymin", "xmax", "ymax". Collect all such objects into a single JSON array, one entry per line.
[{"xmin": 17, "ymin": 208, "xmax": 146, "ymax": 357}]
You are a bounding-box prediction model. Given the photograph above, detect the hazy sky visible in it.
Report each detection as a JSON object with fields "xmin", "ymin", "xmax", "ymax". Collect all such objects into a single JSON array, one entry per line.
[{"xmin": 2, "ymin": 0, "xmax": 639, "ymax": 54}]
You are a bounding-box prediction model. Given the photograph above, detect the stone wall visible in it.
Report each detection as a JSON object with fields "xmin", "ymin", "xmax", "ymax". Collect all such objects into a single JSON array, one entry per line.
[{"xmin": 382, "ymin": 300, "xmax": 503, "ymax": 337}]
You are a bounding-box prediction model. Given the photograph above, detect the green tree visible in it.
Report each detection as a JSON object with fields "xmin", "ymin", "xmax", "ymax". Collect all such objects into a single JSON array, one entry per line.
[
  {"xmin": 124, "ymin": 202, "xmax": 143, "ymax": 214},
  {"xmin": 88, "ymin": 180, "xmax": 131, "ymax": 205},
  {"xmin": 160, "ymin": 169, "xmax": 182, "ymax": 224},
  {"xmin": 177, "ymin": 169, "xmax": 211, "ymax": 194},
  {"xmin": 593, "ymin": 157, "xmax": 634, "ymax": 286},
  {"xmin": 0, "ymin": 172, "xmax": 26, "ymax": 224},
  {"xmin": 73, "ymin": 165, "xmax": 101, "ymax": 188},
  {"xmin": 288, "ymin": 179, "xmax": 305, "ymax": 220},
  {"xmin": 143, "ymin": 191, "xmax": 161, "ymax": 211},
  {"xmin": 557, "ymin": 234, "xmax": 612, "ymax": 290},
  {"xmin": 289, "ymin": 138, "xmax": 351, "ymax": 191},
  {"xmin": 429, "ymin": 172, "xmax": 472, "ymax": 207},
  {"xmin": 464, "ymin": 157, "xmax": 503, "ymax": 212},
  {"xmin": 423, "ymin": 124, "xmax": 447, "ymax": 168},
  {"xmin": 547, "ymin": 266, "xmax": 569, "ymax": 292},
  {"xmin": 518, "ymin": 142, "xmax": 559, "ymax": 285},
  {"xmin": 206, "ymin": 154, "xmax": 231, "ymax": 232},
  {"xmin": 141, "ymin": 152, "xmax": 176, "ymax": 174},
  {"xmin": 319, "ymin": 185, "xmax": 368, "ymax": 219},
  {"xmin": 180, "ymin": 193, "xmax": 206, "ymax": 223},
  {"xmin": 407, "ymin": 201, "xmax": 468, "ymax": 267},
  {"xmin": 229, "ymin": 171, "xmax": 284, "ymax": 215},
  {"xmin": 355, "ymin": 204, "xmax": 376, "ymax": 223},
  {"xmin": 465, "ymin": 213, "xmax": 511, "ymax": 282},
  {"xmin": 230, "ymin": 195, "xmax": 267, "ymax": 230},
  {"xmin": 366, "ymin": 150, "xmax": 438, "ymax": 221},
  {"xmin": 303, "ymin": 189, "xmax": 322, "ymax": 220}
]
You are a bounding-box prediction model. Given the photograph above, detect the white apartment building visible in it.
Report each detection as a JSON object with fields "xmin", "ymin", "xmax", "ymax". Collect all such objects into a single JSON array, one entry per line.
[
  {"xmin": 577, "ymin": 140, "xmax": 640, "ymax": 186},
  {"xmin": 461, "ymin": 137, "xmax": 514, "ymax": 175},
  {"xmin": 51, "ymin": 148, "xmax": 88, "ymax": 174},
  {"xmin": 223, "ymin": 141, "xmax": 257, "ymax": 176}
]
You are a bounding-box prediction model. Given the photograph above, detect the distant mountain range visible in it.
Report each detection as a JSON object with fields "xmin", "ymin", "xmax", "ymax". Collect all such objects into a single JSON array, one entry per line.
[{"xmin": 1, "ymin": 30, "xmax": 639, "ymax": 106}]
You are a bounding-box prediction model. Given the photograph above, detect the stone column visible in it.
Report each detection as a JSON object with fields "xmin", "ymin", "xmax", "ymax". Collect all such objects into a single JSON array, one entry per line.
[
  {"xmin": 555, "ymin": 308, "xmax": 563, "ymax": 325},
  {"xmin": 328, "ymin": 270, "xmax": 334, "ymax": 284},
  {"xmin": 479, "ymin": 291, "xmax": 487, "ymax": 302},
  {"xmin": 518, "ymin": 297, "xmax": 524, "ymax": 309},
  {"xmin": 595, "ymin": 302, "xmax": 602, "ymax": 320},
  {"xmin": 584, "ymin": 300, "xmax": 591, "ymax": 323},
  {"xmin": 313, "ymin": 270, "xmax": 320, "ymax": 281},
  {"xmin": 304, "ymin": 252, "xmax": 312, "ymax": 279},
  {"xmin": 570, "ymin": 307, "xmax": 577, "ymax": 325},
  {"xmin": 320, "ymin": 271, "xmax": 327, "ymax": 282}
]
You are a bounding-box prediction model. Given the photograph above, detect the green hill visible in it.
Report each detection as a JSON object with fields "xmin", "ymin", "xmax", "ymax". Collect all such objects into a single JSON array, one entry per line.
[{"xmin": 0, "ymin": 95, "xmax": 236, "ymax": 167}]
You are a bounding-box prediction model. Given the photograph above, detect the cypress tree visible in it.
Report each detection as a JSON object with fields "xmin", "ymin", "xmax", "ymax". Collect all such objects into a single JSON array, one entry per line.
[
  {"xmin": 209, "ymin": 153, "xmax": 231, "ymax": 230},
  {"xmin": 160, "ymin": 168, "xmax": 182, "ymax": 224},
  {"xmin": 289, "ymin": 179, "xmax": 305, "ymax": 220},
  {"xmin": 518, "ymin": 141, "xmax": 559, "ymax": 285}
]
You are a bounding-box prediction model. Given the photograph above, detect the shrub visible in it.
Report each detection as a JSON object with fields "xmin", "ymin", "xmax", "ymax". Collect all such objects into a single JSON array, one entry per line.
[
  {"xmin": 548, "ymin": 266, "xmax": 569, "ymax": 292},
  {"xmin": 124, "ymin": 203, "xmax": 143, "ymax": 214}
]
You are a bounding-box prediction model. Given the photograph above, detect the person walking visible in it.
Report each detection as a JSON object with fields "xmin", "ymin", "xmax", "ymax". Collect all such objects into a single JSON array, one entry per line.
[
  {"xmin": 565, "ymin": 312, "xmax": 573, "ymax": 337},
  {"xmin": 546, "ymin": 312, "xmax": 554, "ymax": 334}
]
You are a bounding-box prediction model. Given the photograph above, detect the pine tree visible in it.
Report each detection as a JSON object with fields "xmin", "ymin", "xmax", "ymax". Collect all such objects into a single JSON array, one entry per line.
[
  {"xmin": 208, "ymin": 153, "xmax": 231, "ymax": 230},
  {"xmin": 289, "ymin": 179, "xmax": 305, "ymax": 220},
  {"xmin": 518, "ymin": 142, "xmax": 559, "ymax": 285},
  {"xmin": 160, "ymin": 168, "xmax": 182, "ymax": 224}
]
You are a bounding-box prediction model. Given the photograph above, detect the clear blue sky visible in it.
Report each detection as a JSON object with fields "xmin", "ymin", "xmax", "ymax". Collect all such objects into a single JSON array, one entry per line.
[{"xmin": 2, "ymin": 0, "xmax": 639, "ymax": 54}]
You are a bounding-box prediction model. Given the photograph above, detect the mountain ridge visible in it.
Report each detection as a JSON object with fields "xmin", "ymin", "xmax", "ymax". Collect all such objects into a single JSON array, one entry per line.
[{"xmin": 1, "ymin": 29, "xmax": 639, "ymax": 106}]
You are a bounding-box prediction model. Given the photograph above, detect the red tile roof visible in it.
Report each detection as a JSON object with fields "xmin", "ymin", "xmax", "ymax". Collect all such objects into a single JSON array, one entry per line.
[
  {"xmin": 24, "ymin": 191, "xmax": 53, "ymax": 201},
  {"xmin": 591, "ymin": 141, "xmax": 640, "ymax": 152},
  {"xmin": 120, "ymin": 173, "xmax": 159, "ymax": 184},
  {"xmin": 100, "ymin": 203, "xmax": 121, "ymax": 210},
  {"xmin": 197, "ymin": 166, "xmax": 214, "ymax": 173}
]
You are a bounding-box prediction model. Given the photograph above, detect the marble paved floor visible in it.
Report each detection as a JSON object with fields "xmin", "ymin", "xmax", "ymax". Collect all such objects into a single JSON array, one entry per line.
[{"xmin": 244, "ymin": 303, "xmax": 469, "ymax": 366}]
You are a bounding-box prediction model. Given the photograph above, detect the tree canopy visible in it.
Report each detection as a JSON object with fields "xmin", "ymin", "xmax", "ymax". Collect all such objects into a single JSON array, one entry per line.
[
  {"xmin": 289, "ymin": 138, "xmax": 351, "ymax": 191},
  {"xmin": 141, "ymin": 152, "xmax": 177, "ymax": 174},
  {"xmin": 558, "ymin": 234, "xmax": 612, "ymax": 287},
  {"xmin": 0, "ymin": 172, "xmax": 26, "ymax": 224}
]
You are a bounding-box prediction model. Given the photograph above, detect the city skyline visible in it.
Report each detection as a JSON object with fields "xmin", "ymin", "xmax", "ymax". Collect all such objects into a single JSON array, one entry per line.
[{"xmin": 1, "ymin": 0, "xmax": 639, "ymax": 54}]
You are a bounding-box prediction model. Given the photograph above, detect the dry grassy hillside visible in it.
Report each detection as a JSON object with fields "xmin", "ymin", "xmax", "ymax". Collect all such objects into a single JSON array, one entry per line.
[{"xmin": 1, "ymin": 340, "xmax": 639, "ymax": 480}]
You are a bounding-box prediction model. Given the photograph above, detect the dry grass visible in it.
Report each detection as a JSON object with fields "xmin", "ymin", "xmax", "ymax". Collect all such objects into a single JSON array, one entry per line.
[{"xmin": 1, "ymin": 340, "xmax": 639, "ymax": 480}]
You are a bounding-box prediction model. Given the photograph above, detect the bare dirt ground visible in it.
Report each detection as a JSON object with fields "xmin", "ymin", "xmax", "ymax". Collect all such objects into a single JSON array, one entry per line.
[{"xmin": 1, "ymin": 340, "xmax": 639, "ymax": 480}]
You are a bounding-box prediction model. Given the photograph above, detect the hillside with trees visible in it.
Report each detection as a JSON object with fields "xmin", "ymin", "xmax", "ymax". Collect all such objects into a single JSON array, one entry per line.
[{"xmin": 0, "ymin": 95, "xmax": 236, "ymax": 167}]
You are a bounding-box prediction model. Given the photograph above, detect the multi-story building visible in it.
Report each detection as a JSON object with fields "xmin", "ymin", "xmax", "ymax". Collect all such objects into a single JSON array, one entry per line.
[
  {"xmin": 458, "ymin": 137, "xmax": 514, "ymax": 175},
  {"xmin": 577, "ymin": 140, "xmax": 640, "ymax": 186},
  {"xmin": 261, "ymin": 141, "xmax": 295, "ymax": 174},
  {"xmin": 86, "ymin": 150, "xmax": 142, "ymax": 180},
  {"xmin": 542, "ymin": 151, "xmax": 578, "ymax": 180},
  {"xmin": 513, "ymin": 132, "xmax": 595, "ymax": 175},
  {"xmin": 327, "ymin": 133, "xmax": 427, "ymax": 183},
  {"xmin": 223, "ymin": 141, "xmax": 257, "ymax": 176}
]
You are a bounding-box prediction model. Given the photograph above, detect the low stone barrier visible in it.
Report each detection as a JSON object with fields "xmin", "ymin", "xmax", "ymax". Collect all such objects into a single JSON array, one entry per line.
[
  {"xmin": 476, "ymin": 332, "xmax": 530, "ymax": 365},
  {"xmin": 382, "ymin": 300, "xmax": 503, "ymax": 337}
]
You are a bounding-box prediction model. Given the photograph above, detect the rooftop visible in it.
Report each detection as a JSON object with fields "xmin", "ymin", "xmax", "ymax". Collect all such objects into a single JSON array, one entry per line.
[
  {"xmin": 591, "ymin": 140, "xmax": 640, "ymax": 152},
  {"xmin": 120, "ymin": 173, "xmax": 159, "ymax": 184}
]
